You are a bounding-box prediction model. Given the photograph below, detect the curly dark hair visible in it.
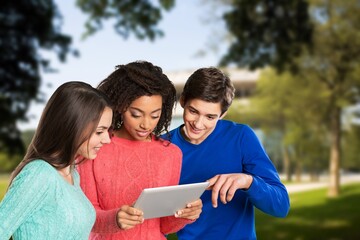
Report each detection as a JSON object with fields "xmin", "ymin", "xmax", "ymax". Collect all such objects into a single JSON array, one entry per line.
[{"xmin": 97, "ymin": 60, "xmax": 176, "ymax": 138}]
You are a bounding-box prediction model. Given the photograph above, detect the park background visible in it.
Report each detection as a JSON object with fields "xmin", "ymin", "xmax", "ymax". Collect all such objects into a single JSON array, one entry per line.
[{"xmin": 1, "ymin": 1, "xmax": 360, "ymax": 239}]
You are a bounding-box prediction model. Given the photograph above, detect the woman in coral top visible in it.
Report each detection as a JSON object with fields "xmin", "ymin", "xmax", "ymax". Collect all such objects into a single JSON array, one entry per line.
[{"xmin": 77, "ymin": 61, "xmax": 202, "ymax": 240}]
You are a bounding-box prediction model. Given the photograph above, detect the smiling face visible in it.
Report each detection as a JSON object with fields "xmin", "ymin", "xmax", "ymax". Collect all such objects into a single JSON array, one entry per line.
[
  {"xmin": 181, "ymin": 98, "xmax": 224, "ymax": 145},
  {"xmin": 118, "ymin": 95, "xmax": 163, "ymax": 141},
  {"xmin": 77, "ymin": 106, "xmax": 113, "ymax": 159}
]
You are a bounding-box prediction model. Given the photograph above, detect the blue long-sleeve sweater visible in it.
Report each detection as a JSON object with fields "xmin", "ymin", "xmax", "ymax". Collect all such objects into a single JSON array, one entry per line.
[{"xmin": 165, "ymin": 120, "xmax": 290, "ymax": 240}]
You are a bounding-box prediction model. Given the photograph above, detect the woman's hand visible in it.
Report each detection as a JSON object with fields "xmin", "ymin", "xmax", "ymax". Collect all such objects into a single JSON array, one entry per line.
[
  {"xmin": 116, "ymin": 205, "xmax": 144, "ymax": 230},
  {"xmin": 175, "ymin": 198, "xmax": 203, "ymax": 221}
]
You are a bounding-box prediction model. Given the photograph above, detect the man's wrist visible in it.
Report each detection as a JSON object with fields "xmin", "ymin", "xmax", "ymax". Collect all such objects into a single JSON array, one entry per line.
[{"xmin": 244, "ymin": 174, "xmax": 253, "ymax": 190}]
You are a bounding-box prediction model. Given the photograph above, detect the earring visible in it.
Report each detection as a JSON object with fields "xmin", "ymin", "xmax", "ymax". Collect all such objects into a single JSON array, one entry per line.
[{"xmin": 116, "ymin": 116, "xmax": 123, "ymax": 129}]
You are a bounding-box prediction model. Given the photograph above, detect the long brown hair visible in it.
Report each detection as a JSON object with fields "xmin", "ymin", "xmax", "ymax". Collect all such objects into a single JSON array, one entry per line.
[{"xmin": 9, "ymin": 81, "xmax": 112, "ymax": 186}]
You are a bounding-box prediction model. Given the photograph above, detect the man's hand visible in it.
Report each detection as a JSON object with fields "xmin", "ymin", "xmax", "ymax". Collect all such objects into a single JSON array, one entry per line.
[{"xmin": 206, "ymin": 173, "xmax": 253, "ymax": 208}]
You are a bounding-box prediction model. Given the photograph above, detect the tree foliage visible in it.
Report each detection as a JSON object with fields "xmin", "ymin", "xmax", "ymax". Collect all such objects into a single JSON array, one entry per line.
[
  {"xmin": 297, "ymin": 0, "xmax": 360, "ymax": 196},
  {"xmin": 76, "ymin": 0, "xmax": 175, "ymax": 40},
  {"xmin": 0, "ymin": 0, "xmax": 175, "ymax": 155},
  {"xmin": 222, "ymin": 0, "xmax": 360, "ymax": 196},
  {"xmin": 342, "ymin": 124, "xmax": 360, "ymax": 172},
  {"xmin": 0, "ymin": 130, "xmax": 33, "ymax": 172},
  {"xmin": 250, "ymin": 68, "xmax": 329, "ymax": 181},
  {"xmin": 220, "ymin": 0, "xmax": 313, "ymax": 71},
  {"xmin": 0, "ymin": 0, "xmax": 75, "ymax": 154}
]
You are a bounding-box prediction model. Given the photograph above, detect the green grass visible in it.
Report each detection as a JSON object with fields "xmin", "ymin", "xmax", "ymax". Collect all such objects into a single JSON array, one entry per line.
[
  {"xmin": 255, "ymin": 183, "xmax": 360, "ymax": 240},
  {"xmin": 168, "ymin": 183, "xmax": 360, "ymax": 240},
  {"xmin": 0, "ymin": 174, "xmax": 9, "ymax": 201}
]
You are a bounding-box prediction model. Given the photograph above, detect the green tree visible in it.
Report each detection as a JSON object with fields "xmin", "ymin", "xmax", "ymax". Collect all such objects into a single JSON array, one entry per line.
[
  {"xmin": 294, "ymin": 0, "xmax": 360, "ymax": 196},
  {"xmin": 248, "ymin": 68, "xmax": 329, "ymax": 182},
  {"xmin": 222, "ymin": 0, "xmax": 360, "ymax": 197},
  {"xmin": 342, "ymin": 123, "xmax": 360, "ymax": 172},
  {"xmin": 0, "ymin": 0, "xmax": 74, "ymax": 154},
  {"xmin": 76, "ymin": 0, "xmax": 175, "ymax": 40},
  {"xmin": 0, "ymin": 0, "xmax": 174, "ymax": 155},
  {"xmin": 0, "ymin": 130, "xmax": 34, "ymax": 173},
  {"xmin": 220, "ymin": 0, "xmax": 313, "ymax": 71}
]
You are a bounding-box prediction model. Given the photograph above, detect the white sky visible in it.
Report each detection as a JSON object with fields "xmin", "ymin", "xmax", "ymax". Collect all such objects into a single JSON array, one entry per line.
[{"xmin": 18, "ymin": 0, "xmax": 228, "ymax": 130}]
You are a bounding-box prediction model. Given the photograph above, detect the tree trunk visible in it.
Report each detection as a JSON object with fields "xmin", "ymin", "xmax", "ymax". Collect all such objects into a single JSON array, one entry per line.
[
  {"xmin": 295, "ymin": 159, "xmax": 302, "ymax": 182},
  {"xmin": 282, "ymin": 145, "xmax": 292, "ymax": 182},
  {"xmin": 327, "ymin": 106, "xmax": 341, "ymax": 197},
  {"xmin": 310, "ymin": 170, "xmax": 319, "ymax": 182}
]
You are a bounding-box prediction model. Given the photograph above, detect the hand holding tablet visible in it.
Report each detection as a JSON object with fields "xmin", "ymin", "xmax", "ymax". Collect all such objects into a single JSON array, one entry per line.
[{"xmin": 133, "ymin": 182, "xmax": 209, "ymax": 219}]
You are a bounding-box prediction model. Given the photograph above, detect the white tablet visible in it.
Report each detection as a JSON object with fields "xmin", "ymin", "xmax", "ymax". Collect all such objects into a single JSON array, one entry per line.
[{"xmin": 133, "ymin": 182, "xmax": 209, "ymax": 219}]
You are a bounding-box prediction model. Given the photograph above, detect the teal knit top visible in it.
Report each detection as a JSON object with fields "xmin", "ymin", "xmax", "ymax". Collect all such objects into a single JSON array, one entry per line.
[{"xmin": 0, "ymin": 160, "xmax": 95, "ymax": 240}]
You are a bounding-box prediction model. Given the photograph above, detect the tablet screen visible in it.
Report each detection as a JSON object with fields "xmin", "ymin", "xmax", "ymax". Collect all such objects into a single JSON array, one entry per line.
[{"xmin": 133, "ymin": 182, "xmax": 209, "ymax": 219}]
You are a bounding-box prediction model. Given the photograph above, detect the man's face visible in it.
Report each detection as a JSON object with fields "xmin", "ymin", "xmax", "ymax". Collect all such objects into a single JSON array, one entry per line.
[{"xmin": 181, "ymin": 98, "xmax": 223, "ymax": 144}]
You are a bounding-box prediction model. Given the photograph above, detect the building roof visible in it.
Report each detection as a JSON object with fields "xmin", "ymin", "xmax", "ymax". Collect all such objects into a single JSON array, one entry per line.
[
  {"xmin": 165, "ymin": 67, "xmax": 260, "ymax": 99},
  {"xmin": 166, "ymin": 67, "xmax": 260, "ymax": 85}
]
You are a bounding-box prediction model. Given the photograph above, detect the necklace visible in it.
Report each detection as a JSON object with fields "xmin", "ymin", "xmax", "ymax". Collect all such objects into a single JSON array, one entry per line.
[{"xmin": 58, "ymin": 166, "xmax": 72, "ymax": 177}]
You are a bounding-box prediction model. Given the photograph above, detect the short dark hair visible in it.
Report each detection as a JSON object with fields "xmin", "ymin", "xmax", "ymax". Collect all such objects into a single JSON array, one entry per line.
[
  {"xmin": 181, "ymin": 67, "xmax": 235, "ymax": 115},
  {"xmin": 10, "ymin": 81, "xmax": 112, "ymax": 184},
  {"xmin": 97, "ymin": 60, "xmax": 176, "ymax": 137}
]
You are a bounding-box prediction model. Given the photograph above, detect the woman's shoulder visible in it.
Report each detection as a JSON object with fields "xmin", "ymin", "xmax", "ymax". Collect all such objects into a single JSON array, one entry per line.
[
  {"xmin": 153, "ymin": 138, "xmax": 182, "ymax": 155},
  {"xmin": 9, "ymin": 160, "xmax": 58, "ymax": 198},
  {"xmin": 154, "ymin": 137, "xmax": 177, "ymax": 147},
  {"xmin": 25, "ymin": 159, "xmax": 52, "ymax": 167},
  {"xmin": 18, "ymin": 160, "xmax": 57, "ymax": 183},
  {"xmin": 24, "ymin": 160, "xmax": 56, "ymax": 173}
]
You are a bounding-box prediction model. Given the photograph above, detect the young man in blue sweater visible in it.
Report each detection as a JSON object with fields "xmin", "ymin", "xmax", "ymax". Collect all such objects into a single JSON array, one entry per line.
[{"xmin": 164, "ymin": 67, "xmax": 290, "ymax": 239}]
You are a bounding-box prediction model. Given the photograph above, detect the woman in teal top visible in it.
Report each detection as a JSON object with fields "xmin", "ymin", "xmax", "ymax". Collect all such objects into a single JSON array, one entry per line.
[{"xmin": 0, "ymin": 81, "xmax": 113, "ymax": 239}]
